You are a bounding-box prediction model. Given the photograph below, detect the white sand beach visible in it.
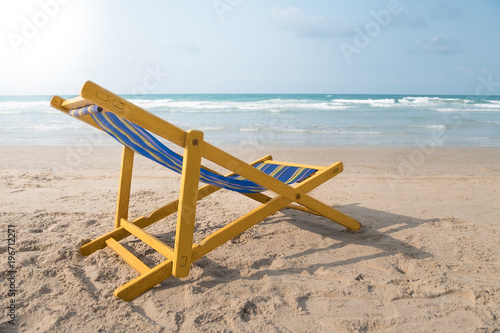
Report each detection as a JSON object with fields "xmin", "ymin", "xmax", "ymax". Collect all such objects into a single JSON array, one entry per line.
[{"xmin": 0, "ymin": 146, "xmax": 499, "ymax": 332}]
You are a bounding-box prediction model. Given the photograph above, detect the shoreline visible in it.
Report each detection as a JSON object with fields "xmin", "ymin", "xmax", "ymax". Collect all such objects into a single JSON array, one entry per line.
[{"xmin": 1, "ymin": 144, "xmax": 499, "ymax": 173}]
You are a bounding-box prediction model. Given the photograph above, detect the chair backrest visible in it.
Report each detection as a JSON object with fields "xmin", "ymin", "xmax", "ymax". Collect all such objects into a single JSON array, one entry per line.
[{"xmin": 70, "ymin": 105, "xmax": 317, "ymax": 193}]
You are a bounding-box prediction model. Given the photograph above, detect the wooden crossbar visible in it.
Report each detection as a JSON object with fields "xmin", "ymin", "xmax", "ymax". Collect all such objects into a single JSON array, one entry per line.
[
  {"xmin": 121, "ymin": 219, "xmax": 175, "ymax": 260},
  {"xmin": 115, "ymin": 260, "xmax": 173, "ymax": 302},
  {"xmin": 263, "ymin": 160, "xmax": 326, "ymax": 170},
  {"xmin": 50, "ymin": 96, "xmax": 103, "ymax": 131},
  {"xmin": 61, "ymin": 96, "xmax": 91, "ymax": 109},
  {"xmin": 105, "ymin": 238, "xmax": 150, "ymax": 274}
]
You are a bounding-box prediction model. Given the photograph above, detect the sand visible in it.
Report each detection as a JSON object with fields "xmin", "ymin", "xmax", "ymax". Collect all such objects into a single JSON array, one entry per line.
[{"xmin": 0, "ymin": 145, "xmax": 499, "ymax": 332}]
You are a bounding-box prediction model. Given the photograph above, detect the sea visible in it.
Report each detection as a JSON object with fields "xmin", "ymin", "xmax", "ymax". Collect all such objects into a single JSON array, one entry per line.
[{"xmin": 1, "ymin": 94, "xmax": 500, "ymax": 147}]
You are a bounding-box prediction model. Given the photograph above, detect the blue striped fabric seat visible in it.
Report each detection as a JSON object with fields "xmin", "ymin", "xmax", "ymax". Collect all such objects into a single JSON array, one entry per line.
[{"xmin": 70, "ymin": 105, "xmax": 317, "ymax": 193}]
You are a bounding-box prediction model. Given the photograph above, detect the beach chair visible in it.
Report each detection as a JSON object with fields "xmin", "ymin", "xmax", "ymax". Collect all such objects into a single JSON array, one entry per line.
[{"xmin": 50, "ymin": 81, "xmax": 361, "ymax": 301}]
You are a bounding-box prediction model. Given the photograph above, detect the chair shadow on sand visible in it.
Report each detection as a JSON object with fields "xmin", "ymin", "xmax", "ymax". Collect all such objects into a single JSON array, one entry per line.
[{"xmin": 147, "ymin": 203, "xmax": 437, "ymax": 292}]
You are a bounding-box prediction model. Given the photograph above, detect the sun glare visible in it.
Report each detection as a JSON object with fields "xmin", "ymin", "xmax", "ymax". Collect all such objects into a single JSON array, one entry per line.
[{"xmin": 1, "ymin": 1, "xmax": 94, "ymax": 94}]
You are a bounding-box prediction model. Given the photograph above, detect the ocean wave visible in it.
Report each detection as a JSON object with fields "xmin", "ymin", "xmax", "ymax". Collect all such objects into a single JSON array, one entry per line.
[
  {"xmin": 432, "ymin": 107, "xmax": 500, "ymax": 113},
  {"xmin": 129, "ymin": 98, "xmax": 353, "ymax": 112},
  {"xmin": 240, "ymin": 128, "xmax": 262, "ymax": 132},
  {"xmin": 410, "ymin": 124, "xmax": 447, "ymax": 130},
  {"xmin": 128, "ymin": 99, "xmax": 173, "ymax": 108},
  {"xmin": 2, "ymin": 96, "xmax": 499, "ymax": 115},
  {"xmin": 330, "ymin": 98, "xmax": 395, "ymax": 107},
  {"xmin": 477, "ymin": 120, "xmax": 500, "ymax": 125},
  {"xmin": 1, "ymin": 122, "xmax": 86, "ymax": 131},
  {"xmin": 310, "ymin": 130, "xmax": 383, "ymax": 135},
  {"xmin": 240, "ymin": 127, "xmax": 384, "ymax": 135},
  {"xmin": 196, "ymin": 126, "xmax": 224, "ymax": 131},
  {"xmin": 0, "ymin": 110, "xmax": 22, "ymax": 114},
  {"xmin": 474, "ymin": 103, "xmax": 500, "ymax": 109},
  {"xmin": 0, "ymin": 100, "xmax": 49, "ymax": 109},
  {"xmin": 0, "ymin": 109, "xmax": 59, "ymax": 115},
  {"xmin": 128, "ymin": 96, "xmax": 500, "ymax": 113},
  {"xmin": 0, "ymin": 100, "xmax": 54, "ymax": 114},
  {"xmin": 398, "ymin": 97, "xmax": 473, "ymax": 106},
  {"xmin": 447, "ymin": 136, "xmax": 500, "ymax": 142}
]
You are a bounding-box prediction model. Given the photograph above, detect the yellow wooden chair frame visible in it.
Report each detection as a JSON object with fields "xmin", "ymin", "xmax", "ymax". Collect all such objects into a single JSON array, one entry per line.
[{"xmin": 50, "ymin": 81, "xmax": 361, "ymax": 301}]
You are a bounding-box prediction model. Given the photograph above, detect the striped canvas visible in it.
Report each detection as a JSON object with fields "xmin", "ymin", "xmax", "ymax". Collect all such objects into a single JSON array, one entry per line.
[
  {"xmin": 69, "ymin": 104, "xmax": 103, "ymax": 117},
  {"xmin": 70, "ymin": 105, "xmax": 317, "ymax": 193}
]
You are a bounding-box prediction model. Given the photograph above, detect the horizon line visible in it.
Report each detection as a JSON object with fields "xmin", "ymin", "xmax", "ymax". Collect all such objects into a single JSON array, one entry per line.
[{"xmin": 1, "ymin": 92, "xmax": 499, "ymax": 97}]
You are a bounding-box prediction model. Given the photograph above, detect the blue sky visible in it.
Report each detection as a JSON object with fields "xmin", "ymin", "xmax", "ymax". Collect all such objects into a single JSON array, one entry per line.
[{"xmin": 1, "ymin": 0, "xmax": 499, "ymax": 95}]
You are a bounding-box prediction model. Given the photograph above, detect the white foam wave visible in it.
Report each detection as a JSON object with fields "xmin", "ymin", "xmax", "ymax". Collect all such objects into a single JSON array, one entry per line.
[
  {"xmin": 240, "ymin": 127, "xmax": 383, "ymax": 135},
  {"xmin": 0, "ymin": 100, "xmax": 49, "ymax": 109},
  {"xmin": 411, "ymin": 124, "xmax": 446, "ymax": 130},
  {"xmin": 330, "ymin": 98, "xmax": 395, "ymax": 107},
  {"xmin": 398, "ymin": 97, "xmax": 473, "ymax": 106},
  {"xmin": 197, "ymin": 126, "xmax": 224, "ymax": 131},
  {"xmin": 1, "ymin": 122, "xmax": 86, "ymax": 131},
  {"xmin": 433, "ymin": 107, "xmax": 500, "ymax": 113},
  {"xmin": 0, "ymin": 110, "xmax": 22, "ymax": 114},
  {"xmin": 128, "ymin": 99, "xmax": 173, "ymax": 108},
  {"xmin": 0, "ymin": 109, "xmax": 59, "ymax": 115},
  {"xmin": 129, "ymin": 98, "xmax": 353, "ymax": 111},
  {"xmin": 474, "ymin": 103, "xmax": 500, "ymax": 109},
  {"xmin": 478, "ymin": 121, "xmax": 500, "ymax": 125},
  {"xmin": 0, "ymin": 100, "xmax": 54, "ymax": 115},
  {"xmin": 240, "ymin": 128, "xmax": 261, "ymax": 132},
  {"xmin": 126, "ymin": 96, "xmax": 496, "ymax": 112}
]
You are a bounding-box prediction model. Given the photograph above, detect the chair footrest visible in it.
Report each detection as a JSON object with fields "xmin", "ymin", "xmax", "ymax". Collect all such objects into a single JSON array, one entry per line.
[
  {"xmin": 105, "ymin": 238, "xmax": 150, "ymax": 274},
  {"xmin": 120, "ymin": 218, "xmax": 175, "ymax": 259}
]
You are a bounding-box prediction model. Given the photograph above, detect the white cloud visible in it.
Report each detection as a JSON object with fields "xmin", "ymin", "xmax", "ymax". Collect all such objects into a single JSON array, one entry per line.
[
  {"xmin": 409, "ymin": 36, "xmax": 462, "ymax": 55},
  {"xmin": 272, "ymin": 7, "xmax": 353, "ymax": 39}
]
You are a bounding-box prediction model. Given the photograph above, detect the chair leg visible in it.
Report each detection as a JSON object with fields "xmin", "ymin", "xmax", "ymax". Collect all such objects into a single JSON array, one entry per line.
[
  {"xmin": 172, "ymin": 130, "xmax": 204, "ymax": 278},
  {"xmin": 115, "ymin": 146, "xmax": 134, "ymax": 228}
]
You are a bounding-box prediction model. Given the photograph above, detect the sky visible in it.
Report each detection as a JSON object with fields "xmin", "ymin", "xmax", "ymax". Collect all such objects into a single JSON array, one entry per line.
[{"xmin": 0, "ymin": 0, "xmax": 499, "ymax": 95}]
